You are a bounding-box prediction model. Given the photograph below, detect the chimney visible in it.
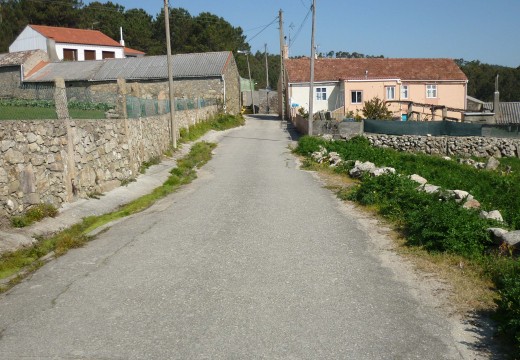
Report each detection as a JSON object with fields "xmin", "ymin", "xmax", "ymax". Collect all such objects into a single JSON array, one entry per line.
[
  {"xmin": 283, "ymin": 44, "xmax": 289, "ymax": 59},
  {"xmin": 119, "ymin": 27, "xmax": 125, "ymax": 47},
  {"xmin": 493, "ymin": 74, "xmax": 500, "ymax": 119}
]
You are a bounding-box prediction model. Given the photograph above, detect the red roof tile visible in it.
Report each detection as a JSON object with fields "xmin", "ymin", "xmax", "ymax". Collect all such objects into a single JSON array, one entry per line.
[
  {"xmin": 124, "ymin": 47, "xmax": 145, "ymax": 55},
  {"xmin": 30, "ymin": 25, "xmax": 122, "ymax": 47},
  {"xmin": 285, "ymin": 58, "xmax": 467, "ymax": 83}
]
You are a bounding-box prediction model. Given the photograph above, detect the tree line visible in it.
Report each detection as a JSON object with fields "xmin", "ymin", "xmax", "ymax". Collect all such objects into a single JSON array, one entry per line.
[
  {"xmin": 455, "ymin": 59, "xmax": 520, "ymax": 102},
  {"xmin": 1, "ymin": 1, "xmax": 518, "ymax": 100},
  {"xmin": 0, "ymin": 0, "xmax": 278, "ymax": 89}
]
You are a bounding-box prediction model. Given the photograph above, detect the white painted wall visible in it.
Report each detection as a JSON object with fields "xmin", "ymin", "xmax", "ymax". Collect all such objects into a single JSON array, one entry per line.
[
  {"xmin": 55, "ymin": 44, "xmax": 124, "ymax": 61},
  {"xmin": 289, "ymin": 82, "xmax": 341, "ymax": 114},
  {"xmin": 9, "ymin": 25, "xmax": 124, "ymax": 61},
  {"xmin": 9, "ymin": 26, "xmax": 47, "ymax": 53}
]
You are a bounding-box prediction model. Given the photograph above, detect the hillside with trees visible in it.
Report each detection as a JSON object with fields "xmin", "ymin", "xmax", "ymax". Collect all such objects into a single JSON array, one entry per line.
[
  {"xmin": 455, "ymin": 59, "xmax": 520, "ymax": 102},
  {"xmin": 2, "ymin": 1, "xmax": 519, "ymax": 99}
]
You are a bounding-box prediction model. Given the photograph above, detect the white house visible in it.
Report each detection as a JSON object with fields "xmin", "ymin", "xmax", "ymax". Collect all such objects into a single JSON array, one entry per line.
[{"xmin": 9, "ymin": 25, "xmax": 129, "ymax": 61}]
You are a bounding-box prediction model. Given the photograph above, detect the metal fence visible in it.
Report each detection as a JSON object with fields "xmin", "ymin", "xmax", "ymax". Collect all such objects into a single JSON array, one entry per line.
[
  {"xmin": 364, "ymin": 119, "xmax": 520, "ymax": 138},
  {"xmin": 126, "ymin": 96, "xmax": 217, "ymax": 119}
]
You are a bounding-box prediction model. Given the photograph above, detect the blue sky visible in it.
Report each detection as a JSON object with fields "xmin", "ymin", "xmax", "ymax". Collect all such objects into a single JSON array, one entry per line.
[{"xmin": 85, "ymin": 0, "xmax": 520, "ymax": 67}]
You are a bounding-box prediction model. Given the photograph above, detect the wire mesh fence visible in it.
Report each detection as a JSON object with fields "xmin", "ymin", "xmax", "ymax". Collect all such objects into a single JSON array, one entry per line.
[{"xmin": 126, "ymin": 96, "xmax": 218, "ymax": 119}]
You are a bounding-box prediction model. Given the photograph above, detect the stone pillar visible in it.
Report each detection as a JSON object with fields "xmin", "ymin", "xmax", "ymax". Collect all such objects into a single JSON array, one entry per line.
[
  {"xmin": 442, "ymin": 107, "xmax": 448, "ymax": 120},
  {"xmin": 117, "ymin": 78, "xmax": 128, "ymax": 119},
  {"xmin": 54, "ymin": 78, "xmax": 69, "ymax": 120},
  {"xmin": 54, "ymin": 78, "xmax": 76, "ymax": 201}
]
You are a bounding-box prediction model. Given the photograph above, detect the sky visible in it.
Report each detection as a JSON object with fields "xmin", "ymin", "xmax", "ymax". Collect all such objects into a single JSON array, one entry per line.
[{"xmin": 84, "ymin": 0, "xmax": 520, "ymax": 67}]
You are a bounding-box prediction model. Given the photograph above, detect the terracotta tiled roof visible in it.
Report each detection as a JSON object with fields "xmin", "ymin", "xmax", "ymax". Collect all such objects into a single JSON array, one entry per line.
[
  {"xmin": 285, "ymin": 58, "xmax": 468, "ymax": 83},
  {"xmin": 29, "ymin": 25, "xmax": 122, "ymax": 47},
  {"xmin": 124, "ymin": 47, "xmax": 145, "ymax": 55}
]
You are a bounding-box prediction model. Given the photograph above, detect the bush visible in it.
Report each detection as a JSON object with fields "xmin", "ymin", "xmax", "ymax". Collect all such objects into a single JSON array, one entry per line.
[
  {"xmin": 294, "ymin": 136, "xmax": 326, "ymax": 156},
  {"xmin": 11, "ymin": 203, "xmax": 58, "ymax": 228},
  {"xmin": 495, "ymin": 271, "xmax": 520, "ymax": 350}
]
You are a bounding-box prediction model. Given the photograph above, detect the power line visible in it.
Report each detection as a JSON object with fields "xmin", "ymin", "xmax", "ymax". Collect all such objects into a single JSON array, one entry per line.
[
  {"xmin": 246, "ymin": 16, "xmax": 278, "ymax": 43},
  {"xmin": 289, "ymin": 6, "xmax": 311, "ymax": 48}
]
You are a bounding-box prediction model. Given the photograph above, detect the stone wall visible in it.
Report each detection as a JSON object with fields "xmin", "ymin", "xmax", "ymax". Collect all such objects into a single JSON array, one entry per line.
[
  {"xmin": 0, "ymin": 105, "xmax": 218, "ymax": 216},
  {"xmin": 366, "ymin": 134, "xmax": 520, "ymax": 158},
  {"xmin": 222, "ymin": 57, "xmax": 240, "ymax": 114},
  {"xmin": 0, "ymin": 67, "xmax": 20, "ymax": 99}
]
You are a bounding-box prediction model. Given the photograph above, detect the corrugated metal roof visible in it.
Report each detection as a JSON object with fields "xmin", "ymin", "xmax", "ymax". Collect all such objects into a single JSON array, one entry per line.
[
  {"xmin": 25, "ymin": 61, "xmax": 106, "ymax": 82},
  {"xmin": 484, "ymin": 102, "xmax": 520, "ymax": 124},
  {"xmin": 24, "ymin": 51, "xmax": 232, "ymax": 82},
  {"xmin": 0, "ymin": 50, "xmax": 41, "ymax": 67}
]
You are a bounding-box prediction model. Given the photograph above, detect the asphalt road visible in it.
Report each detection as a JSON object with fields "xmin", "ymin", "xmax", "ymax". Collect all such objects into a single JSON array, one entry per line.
[{"xmin": 0, "ymin": 116, "xmax": 473, "ymax": 359}]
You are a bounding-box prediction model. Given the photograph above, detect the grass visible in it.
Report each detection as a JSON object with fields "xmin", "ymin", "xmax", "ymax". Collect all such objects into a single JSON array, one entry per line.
[
  {"xmin": 0, "ymin": 141, "xmax": 217, "ymax": 293},
  {"xmin": 11, "ymin": 203, "xmax": 58, "ymax": 228},
  {"xmin": 179, "ymin": 113, "xmax": 245, "ymax": 143},
  {"xmin": 295, "ymin": 135, "xmax": 520, "ymax": 353}
]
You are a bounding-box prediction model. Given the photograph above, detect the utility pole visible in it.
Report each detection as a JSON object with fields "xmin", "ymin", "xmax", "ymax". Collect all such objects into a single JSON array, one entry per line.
[
  {"xmin": 164, "ymin": 0, "xmax": 176, "ymax": 149},
  {"xmin": 264, "ymin": 43, "xmax": 269, "ymax": 89},
  {"xmin": 279, "ymin": 9, "xmax": 285, "ymax": 121},
  {"xmin": 308, "ymin": 0, "xmax": 316, "ymax": 136}
]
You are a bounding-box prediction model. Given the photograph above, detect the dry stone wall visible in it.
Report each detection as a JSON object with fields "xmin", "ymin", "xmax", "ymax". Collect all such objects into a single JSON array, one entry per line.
[
  {"xmin": 366, "ymin": 134, "xmax": 520, "ymax": 158},
  {"xmin": 0, "ymin": 106, "xmax": 218, "ymax": 216}
]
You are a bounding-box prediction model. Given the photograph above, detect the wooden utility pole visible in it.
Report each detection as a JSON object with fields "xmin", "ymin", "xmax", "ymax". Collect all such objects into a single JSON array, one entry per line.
[
  {"xmin": 308, "ymin": 0, "xmax": 316, "ymax": 136},
  {"xmin": 279, "ymin": 9, "xmax": 285, "ymax": 120},
  {"xmin": 264, "ymin": 43, "xmax": 269, "ymax": 89},
  {"xmin": 164, "ymin": 0, "xmax": 177, "ymax": 149}
]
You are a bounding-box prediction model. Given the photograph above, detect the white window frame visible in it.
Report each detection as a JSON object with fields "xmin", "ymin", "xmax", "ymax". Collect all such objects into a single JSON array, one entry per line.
[
  {"xmin": 426, "ymin": 84, "xmax": 437, "ymax": 98},
  {"xmin": 351, "ymin": 90, "xmax": 362, "ymax": 104},
  {"xmin": 385, "ymin": 86, "xmax": 396, "ymax": 100},
  {"xmin": 401, "ymin": 85, "xmax": 409, "ymax": 99},
  {"xmin": 316, "ymin": 87, "xmax": 327, "ymax": 101}
]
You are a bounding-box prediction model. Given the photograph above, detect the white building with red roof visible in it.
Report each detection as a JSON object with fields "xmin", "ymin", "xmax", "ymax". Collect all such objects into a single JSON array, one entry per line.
[{"xmin": 9, "ymin": 25, "xmax": 143, "ymax": 61}]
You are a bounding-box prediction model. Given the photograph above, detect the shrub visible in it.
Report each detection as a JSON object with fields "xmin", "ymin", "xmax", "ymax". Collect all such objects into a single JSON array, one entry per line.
[
  {"xmin": 495, "ymin": 270, "xmax": 520, "ymax": 350},
  {"xmin": 11, "ymin": 203, "xmax": 58, "ymax": 228},
  {"xmin": 294, "ymin": 136, "xmax": 326, "ymax": 156}
]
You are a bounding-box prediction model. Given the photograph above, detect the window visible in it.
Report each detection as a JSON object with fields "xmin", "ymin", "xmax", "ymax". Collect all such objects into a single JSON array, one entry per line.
[
  {"xmin": 316, "ymin": 87, "xmax": 327, "ymax": 100},
  {"xmin": 63, "ymin": 48, "xmax": 77, "ymax": 61},
  {"xmin": 84, "ymin": 50, "xmax": 96, "ymax": 60},
  {"xmin": 102, "ymin": 51, "xmax": 115, "ymax": 59},
  {"xmin": 351, "ymin": 90, "xmax": 362, "ymax": 104},
  {"xmin": 385, "ymin": 86, "xmax": 396, "ymax": 100},
  {"xmin": 426, "ymin": 84, "xmax": 437, "ymax": 98},
  {"xmin": 401, "ymin": 85, "xmax": 409, "ymax": 99}
]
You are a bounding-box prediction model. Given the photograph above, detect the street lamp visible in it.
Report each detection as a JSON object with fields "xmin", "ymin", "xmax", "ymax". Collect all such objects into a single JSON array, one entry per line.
[{"xmin": 237, "ymin": 50, "xmax": 255, "ymax": 114}]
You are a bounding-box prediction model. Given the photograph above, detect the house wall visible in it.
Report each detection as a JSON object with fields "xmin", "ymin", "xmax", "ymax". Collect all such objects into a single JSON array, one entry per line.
[
  {"xmin": 343, "ymin": 81, "xmax": 467, "ymax": 120},
  {"xmin": 288, "ymin": 82, "xmax": 341, "ymax": 114},
  {"xmin": 0, "ymin": 106, "xmax": 218, "ymax": 216},
  {"xmin": 55, "ymin": 43, "xmax": 124, "ymax": 61},
  {"xmin": 9, "ymin": 27, "xmax": 47, "ymax": 53}
]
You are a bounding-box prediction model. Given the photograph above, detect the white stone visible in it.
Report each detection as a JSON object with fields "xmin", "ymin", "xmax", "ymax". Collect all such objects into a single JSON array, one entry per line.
[
  {"xmin": 480, "ymin": 210, "xmax": 504, "ymax": 222},
  {"xmin": 409, "ymin": 174, "xmax": 427, "ymax": 185}
]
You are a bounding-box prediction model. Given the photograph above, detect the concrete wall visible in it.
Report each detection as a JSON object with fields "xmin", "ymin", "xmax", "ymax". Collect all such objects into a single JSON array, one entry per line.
[{"xmin": 0, "ymin": 105, "xmax": 218, "ymax": 216}]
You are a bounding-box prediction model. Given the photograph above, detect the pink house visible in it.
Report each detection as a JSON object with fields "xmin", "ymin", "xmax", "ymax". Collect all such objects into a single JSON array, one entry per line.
[{"xmin": 284, "ymin": 58, "xmax": 468, "ymax": 121}]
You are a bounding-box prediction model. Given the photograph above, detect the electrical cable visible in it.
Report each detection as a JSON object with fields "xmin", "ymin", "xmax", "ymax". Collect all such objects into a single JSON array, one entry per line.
[{"xmin": 289, "ymin": 6, "xmax": 311, "ymax": 48}]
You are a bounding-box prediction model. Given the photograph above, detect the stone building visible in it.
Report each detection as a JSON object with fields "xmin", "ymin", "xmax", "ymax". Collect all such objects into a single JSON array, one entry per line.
[
  {"xmin": 0, "ymin": 50, "xmax": 49, "ymax": 98},
  {"xmin": 21, "ymin": 51, "xmax": 241, "ymax": 114}
]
